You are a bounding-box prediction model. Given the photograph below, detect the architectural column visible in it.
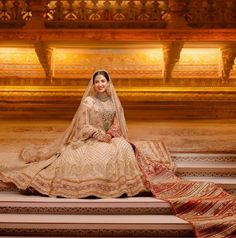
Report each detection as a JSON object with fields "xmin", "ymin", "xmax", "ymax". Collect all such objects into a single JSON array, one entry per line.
[
  {"xmin": 163, "ymin": 42, "xmax": 184, "ymax": 83},
  {"xmin": 34, "ymin": 41, "xmax": 54, "ymax": 81},
  {"xmin": 221, "ymin": 45, "xmax": 236, "ymax": 83}
]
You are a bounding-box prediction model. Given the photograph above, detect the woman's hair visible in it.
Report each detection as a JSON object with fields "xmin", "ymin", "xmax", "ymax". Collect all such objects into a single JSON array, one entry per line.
[{"xmin": 92, "ymin": 70, "xmax": 110, "ymax": 84}]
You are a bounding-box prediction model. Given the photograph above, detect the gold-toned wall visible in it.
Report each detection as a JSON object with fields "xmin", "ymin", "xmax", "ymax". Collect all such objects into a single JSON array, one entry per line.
[{"xmin": 0, "ymin": 0, "xmax": 236, "ymax": 119}]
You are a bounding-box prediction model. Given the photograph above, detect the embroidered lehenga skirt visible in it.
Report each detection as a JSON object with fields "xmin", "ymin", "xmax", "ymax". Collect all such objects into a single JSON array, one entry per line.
[{"xmin": 0, "ymin": 138, "xmax": 147, "ymax": 198}]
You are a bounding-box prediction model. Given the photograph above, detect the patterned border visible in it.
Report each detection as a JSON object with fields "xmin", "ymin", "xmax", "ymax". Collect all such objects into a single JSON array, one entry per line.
[
  {"xmin": 0, "ymin": 228, "xmax": 194, "ymax": 237},
  {"xmin": 0, "ymin": 29, "xmax": 236, "ymax": 41},
  {"xmin": 177, "ymin": 171, "xmax": 236, "ymax": 177},
  {"xmin": 0, "ymin": 206, "xmax": 172, "ymax": 215},
  {"xmin": 172, "ymin": 153, "xmax": 236, "ymax": 162}
]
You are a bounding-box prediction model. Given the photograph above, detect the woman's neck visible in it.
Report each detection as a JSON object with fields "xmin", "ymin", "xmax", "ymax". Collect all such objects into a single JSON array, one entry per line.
[{"xmin": 95, "ymin": 92, "xmax": 110, "ymax": 102}]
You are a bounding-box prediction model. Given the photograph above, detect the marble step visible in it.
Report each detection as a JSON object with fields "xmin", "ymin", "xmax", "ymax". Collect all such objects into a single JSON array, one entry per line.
[
  {"xmin": 176, "ymin": 161, "xmax": 236, "ymax": 176},
  {"xmin": 183, "ymin": 176, "xmax": 236, "ymax": 195},
  {"xmin": 0, "ymin": 191, "xmax": 171, "ymax": 215},
  {"xmin": 0, "ymin": 214, "xmax": 194, "ymax": 237},
  {"xmin": 172, "ymin": 152, "xmax": 236, "ymax": 162},
  {"xmin": 183, "ymin": 176, "xmax": 236, "ymax": 190}
]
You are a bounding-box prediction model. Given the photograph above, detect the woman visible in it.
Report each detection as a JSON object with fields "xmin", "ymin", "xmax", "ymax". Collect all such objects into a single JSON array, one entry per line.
[
  {"xmin": 0, "ymin": 70, "xmax": 235, "ymax": 238},
  {"xmin": 0, "ymin": 70, "xmax": 149, "ymax": 198}
]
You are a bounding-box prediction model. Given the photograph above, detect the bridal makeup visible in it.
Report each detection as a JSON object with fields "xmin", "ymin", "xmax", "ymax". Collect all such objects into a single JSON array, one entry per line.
[{"xmin": 94, "ymin": 75, "xmax": 108, "ymax": 93}]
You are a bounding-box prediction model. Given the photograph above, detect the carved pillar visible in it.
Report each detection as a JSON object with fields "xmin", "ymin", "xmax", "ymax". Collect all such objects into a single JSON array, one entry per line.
[
  {"xmin": 165, "ymin": 0, "xmax": 189, "ymax": 28},
  {"xmin": 34, "ymin": 41, "xmax": 54, "ymax": 81},
  {"xmin": 163, "ymin": 42, "xmax": 184, "ymax": 83},
  {"xmin": 25, "ymin": 0, "xmax": 46, "ymax": 28},
  {"xmin": 220, "ymin": 45, "xmax": 236, "ymax": 83}
]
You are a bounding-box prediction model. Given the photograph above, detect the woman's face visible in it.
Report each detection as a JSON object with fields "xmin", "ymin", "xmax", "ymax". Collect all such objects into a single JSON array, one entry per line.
[{"xmin": 94, "ymin": 75, "xmax": 108, "ymax": 93}]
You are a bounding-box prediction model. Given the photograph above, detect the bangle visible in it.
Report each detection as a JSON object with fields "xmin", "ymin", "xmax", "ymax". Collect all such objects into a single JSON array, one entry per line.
[
  {"xmin": 106, "ymin": 133, "xmax": 112, "ymax": 139},
  {"xmin": 106, "ymin": 131, "xmax": 113, "ymax": 138}
]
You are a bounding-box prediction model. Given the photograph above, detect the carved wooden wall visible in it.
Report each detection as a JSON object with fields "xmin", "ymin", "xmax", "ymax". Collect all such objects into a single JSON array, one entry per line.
[{"xmin": 0, "ymin": 0, "xmax": 236, "ymax": 119}]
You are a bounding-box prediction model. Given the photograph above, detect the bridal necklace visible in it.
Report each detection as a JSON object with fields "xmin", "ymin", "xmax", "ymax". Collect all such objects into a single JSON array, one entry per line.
[
  {"xmin": 94, "ymin": 93, "xmax": 114, "ymax": 131},
  {"xmin": 95, "ymin": 92, "xmax": 110, "ymax": 102}
]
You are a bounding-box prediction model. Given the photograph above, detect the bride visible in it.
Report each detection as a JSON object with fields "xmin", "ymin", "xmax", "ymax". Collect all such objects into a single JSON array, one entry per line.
[
  {"xmin": 0, "ymin": 70, "xmax": 235, "ymax": 238},
  {"xmin": 0, "ymin": 70, "xmax": 148, "ymax": 198}
]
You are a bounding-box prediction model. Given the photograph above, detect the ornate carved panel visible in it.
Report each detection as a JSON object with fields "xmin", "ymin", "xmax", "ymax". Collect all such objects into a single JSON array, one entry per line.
[
  {"xmin": 172, "ymin": 48, "xmax": 221, "ymax": 79},
  {"xmin": 1, "ymin": 45, "xmax": 235, "ymax": 86},
  {"xmin": 0, "ymin": 47, "xmax": 45, "ymax": 79},
  {"xmin": 42, "ymin": 0, "xmax": 236, "ymax": 29},
  {"xmin": 186, "ymin": 0, "xmax": 236, "ymax": 28},
  {"xmin": 162, "ymin": 0, "xmax": 189, "ymax": 28},
  {"xmin": 0, "ymin": 0, "xmax": 31, "ymax": 28},
  {"xmin": 44, "ymin": 0, "xmax": 167, "ymax": 28},
  {"xmin": 231, "ymin": 58, "xmax": 236, "ymax": 79},
  {"xmin": 53, "ymin": 48, "xmax": 163, "ymax": 80},
  {"xmin": 1, "ymin": 0, "xmax": 236, "ymax": 29}
]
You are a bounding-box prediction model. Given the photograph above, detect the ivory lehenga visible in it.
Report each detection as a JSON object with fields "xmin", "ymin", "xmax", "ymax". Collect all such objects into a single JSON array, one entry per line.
[
  {"xmin": 0, "ymin": 72, "xmax": 235, "ymax": 238},
  {"xmin": 0, "ymin": 77, "xmax": 148, "ymax": 198}
]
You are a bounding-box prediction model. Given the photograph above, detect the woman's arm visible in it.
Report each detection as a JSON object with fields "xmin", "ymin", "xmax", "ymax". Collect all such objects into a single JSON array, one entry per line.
[{"xmin": 75, "ymin": 97, "xmax": 108, "ymax": 141}]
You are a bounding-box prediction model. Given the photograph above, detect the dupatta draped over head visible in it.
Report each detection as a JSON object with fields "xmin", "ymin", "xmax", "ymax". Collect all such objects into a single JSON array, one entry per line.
[{"xmin": 20, "ymin": 70, "xmax": 128, "ymax": 163}]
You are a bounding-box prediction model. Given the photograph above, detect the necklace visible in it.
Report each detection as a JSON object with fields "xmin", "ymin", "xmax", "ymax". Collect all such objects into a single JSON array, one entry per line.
[
  {"xmin": 94, "ymin": 96, "xmax": 114, "ymax": 131},
  {"xmin": 95, "ymin": 93, "xmax": 110, "ymax": 102}
]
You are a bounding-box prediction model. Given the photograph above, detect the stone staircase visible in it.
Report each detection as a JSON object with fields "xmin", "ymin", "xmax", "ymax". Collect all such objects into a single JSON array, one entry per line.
[
  {"xmin": 0, "ymin": 152, "xmax": 235, "ymax": 237},
  {"xmin": 174, "ymin": 152, "xmax": 236, "ymax": 195},
  {"xmin": 0, "ymin": 120, "xmax": 235, "ymax": 237},
  {"xmin": 0, "ymin": 192, "xmax": 193, "ymax": 237}
]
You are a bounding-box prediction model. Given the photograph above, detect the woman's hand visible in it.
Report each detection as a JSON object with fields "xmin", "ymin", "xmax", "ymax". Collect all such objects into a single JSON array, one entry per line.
[
  {"xmin": 98, "ymin": 133, "xmax": 112, "ymax": 143},
  {"xmin": 98, "ymin": 134, "xmax": 112, "ymax": 143},
  {"xmin": 93, "ymin": 130, "xmax": 111, "ymax": 143}
]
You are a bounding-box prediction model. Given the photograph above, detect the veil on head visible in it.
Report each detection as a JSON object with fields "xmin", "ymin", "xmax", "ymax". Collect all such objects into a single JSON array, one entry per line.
[{"xmin": 20, "ymin": 69, "xmax": 128, "ymax": 163}]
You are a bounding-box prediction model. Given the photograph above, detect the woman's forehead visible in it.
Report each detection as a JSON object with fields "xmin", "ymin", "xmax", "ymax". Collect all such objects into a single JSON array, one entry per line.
[{"xmin": 95, "ymin": 74, "xmax": 106, "ymax": 80}]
